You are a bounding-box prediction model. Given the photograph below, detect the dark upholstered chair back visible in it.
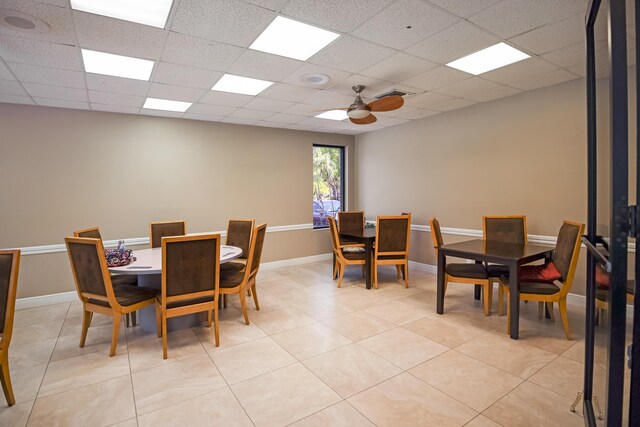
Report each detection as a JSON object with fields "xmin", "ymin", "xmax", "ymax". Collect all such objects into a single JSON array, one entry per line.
[
  {"xmin": 74, "ymin": 227, "xmax": 102, "ymax": 240},
  {"xmin": 376, "ymin": 216, "xmax": 411, "ymax": 254},
  {"xmin": 429, "ymin": 218, "xmax": 443, "ymax": 250},
  {"xmin": 163, "ymin": 235, "xmax": 219, "ymax": 297},
  {"xmin": 150, "ymin": 221, "xmax": 186, "ymax": 248},
  {"xmin": 553, "ymin": 221, "xmax": 583, "ymax": 282},
  {"xmin": 65, "ymin": 237, "xmax": 111, "ymax": 298},
  {"xmin": 327, "ymin": 216, "xmax": 340, "ymax": 252},
  {"xmin": 226, "ymin": 219, "xmax": 255, "ymax": 259},
  {"xmin": 338, "ymin": 211, "xmax": 364, "ymax": 234},
  {"xmin": 483, "ymin": 216, "xmax": 527, "ymax": 244},
  {"xmin": 248, "ymin": 224, "xmax": 267, "ymax": 277},
  {"xmin": 0, "ymin": 250, "xmax": 19, "ymax": 338}
]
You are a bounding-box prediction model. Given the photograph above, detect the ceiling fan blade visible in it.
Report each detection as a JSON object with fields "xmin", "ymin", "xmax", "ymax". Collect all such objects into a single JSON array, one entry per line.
[
  {"xmin": 367, "ymin": 95, "xmax": 404, "ymax": 112},
  {"xmin": 349, "ymin": 114, "xmax": 377, "ymax": 125}
]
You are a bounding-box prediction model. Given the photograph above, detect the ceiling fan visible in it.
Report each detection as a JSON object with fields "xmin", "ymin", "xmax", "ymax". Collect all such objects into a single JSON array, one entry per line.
[{"xmin": 341, "ymin": 85, "xmax": 404, "ymax": 125}]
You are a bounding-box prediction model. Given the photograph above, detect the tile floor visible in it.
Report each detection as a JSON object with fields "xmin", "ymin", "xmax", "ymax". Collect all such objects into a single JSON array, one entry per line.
[{"xmin": 0, "ymin": 261, "xmax": 607, "ymax": 426}]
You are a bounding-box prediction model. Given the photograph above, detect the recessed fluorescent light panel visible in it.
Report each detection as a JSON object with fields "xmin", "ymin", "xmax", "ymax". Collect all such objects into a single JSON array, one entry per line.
[
  {"xmin": 143, "ymin": 98, "xmax": 192, "ymax": 112},
  {"xmin": 249, "ymin": 16, "xmax": 340, "ymax": 61},
  {"xmin": 211, "ymin": 74, "xmax": 274, "ymax": 96},
  {"xmin": 446, "ymin": 42, "xmax": 530, "ymax": 75},
  {"xmin": 315, "ymin": 110, "xmax": 348, "ymax": 121},
  {"xmin": 81, "ymin": 49, "xmax": 154, "ymax": 81},
  {"xmin": 70, "ymin": 0, "xmax": 174, "ymax": 28}
]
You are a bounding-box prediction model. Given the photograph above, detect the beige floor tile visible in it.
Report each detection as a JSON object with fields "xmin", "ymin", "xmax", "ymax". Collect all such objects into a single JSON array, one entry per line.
[
  {"xmin": 132, "ymin": 353, "xmax": 226, "ymax": 415},
  {"xmin": 510, "ymin": 315, "xmax": 583, "ymax": 354},
  {"xmin": 0, "ymin": 399, "xmax": 33, "ymax": 427},
  {"xmin": 14, "ymin": 303, "xmax": 69, "ymax": 328},
  {"xmin": 9, "ymin": 338, "xmax": 57, "ymax": 370},
  {"xmin": 11, "ymin": 321, "xmax": 63, "ymax": 345},
  {"xmin": 210, "ymin": 336, "xmax": 296, "ymax": 384},
  {"xmin": 110, "ymin": 419, "xmax": 138, "ymax": 427},
  {"xmin": 137, "ymin": 387, "xmax": 252, "ymax": 427},
  {"xmin": 348, "ymin": 372, "xmax": 477, "ymax": 427},
  {"xmin": 333, "ymin": 288, "xmax": 392, "ymax": 311},
  {"xmin": 303, "ymin": 344, "xmax": 402, "ymax": 398},
  {"xmin": 410, "ymin": 350, "xmax": 523, "ymax": 411},
  {"xmin": 402, "ymin": 316, "xmax": 486, "ymax": 348},
  {"xmin": 359, "ymin": 328, "xmax": 448, "ymax": 369},
  {"xmin": 294, "ymin": 299, "xmax": 356, "ymax": 321},
  {"xmin": 271, "ymin": 323, "xmax": 352, "ymax": 360},
  {"xmin": 290, "ymin": 401, "xmax": 374, "ymax": 427},
  {"xmin": 29, "ymin": 376, "xmax": 136, "ymax": 427},
  {"xmin": 51, "ymin": 323, "xmax": 125, "ymax": 362},
  {"xmin": 456, "ymin": 332, "xmax": 557, "ymax": 379},
  {"xmin": 231, "ymin": 363, "xmax": 341, "ymax": 427},
  {"xmin": 365, "ymin": 299, "xmax": 430, "ymax": 325},
  {"xmin": 321, "ymin": 311, "xmax": 394, "ymax": 341},
  {"xmin": 250, "ymin": 307, "xmax": 317, "ymax": 335},
  {"xmin": 373, "ymin": 283, "xmax": 425, "ymax": 300},
  {"xmin": 257, "ymin": 276, "xmax": 305, "ymax": 294},
  {"xmin": 528, "ymin": 356, "xmax": 606, "ymax": 400},
  {"xmin": 464, "ymin": 414, "xmax": 502, "ymax": 426},
  {"xmin": 8, "ymin": 363, "xmax": 47, "ymax": 404},
  {"xmin": 194, "ymin": 316, "xmax": 266, "ymax": 352},
  {"xmin": 230, "ymin": 290, "xmax": 289, "ymax": 312},
  {"xmin": 39, "ymin": 351, "xmax": 130, "ymax": 397},
  {"xmin": 272, "ymin": 287, "xmax": 330, "ymax": 306},
  {"xmin": 483, "ymin": 381, "xmax": 584, "ymax": 427},
  {"xmin": 397, "ymin": 289, "xmax": 438, "ymax": 309},
  {"xmin": 128, "ymin": 329, "xmax": 205, "ymax": 373}
]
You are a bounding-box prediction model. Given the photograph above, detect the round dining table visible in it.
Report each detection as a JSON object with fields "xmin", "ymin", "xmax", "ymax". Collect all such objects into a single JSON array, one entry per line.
[{"xmin": 108, "ymin": 245, "xmax": 243, "ymax": 332}]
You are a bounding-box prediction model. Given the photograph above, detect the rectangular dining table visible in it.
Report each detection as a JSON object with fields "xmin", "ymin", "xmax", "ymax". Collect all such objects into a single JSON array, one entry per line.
[
  {"xmin": 436, "ymin": 239, "xmax": 554, "ymax": 339},
  {"xmin": 337, "ymin": 228, "xmax": 377, "ymax": 289}
]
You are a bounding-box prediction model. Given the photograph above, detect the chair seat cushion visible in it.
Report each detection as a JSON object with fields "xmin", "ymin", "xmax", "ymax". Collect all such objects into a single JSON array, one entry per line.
[
  {"xmin": 220, "ymin": 261, "xmax": 245, "ymax": 272},
  {"xmin": 167, "ymin": 295, "xmax": 215, "ymax": 309},
  {"xmin": 220, "ymin": 271, "xmax": 245, "ymax": 288},
  {"xmin": 596, "ymin": 280, "xmax": 635, "ymax": 300},
  {"xmin": 520, "ymin": 262, "xmax": 562, "ymax": 283},
  {"xmin": 487, "ymin": 264, "xmax": 510, "ymax": 277},
  {"xmin": 518, "ymin": 281, "xmax": 560, "ymax": 295},
  {"xmin": 342, "ymin": 246, "xmax": 365, "ymax": 254},
  {"xmin": 88, "ymin": 285, "xmax": 157, "ymax": 308},
  {"xmin": 111, "ymin": 274, "xmax": 138, "ymax": 286},
  {"xmin": 446, "ymin": 263, "xmax": 488, "ymax": 279},
  {"xmin": 342, "ymin": 251, "xmax": 366, "ymax": 260}
]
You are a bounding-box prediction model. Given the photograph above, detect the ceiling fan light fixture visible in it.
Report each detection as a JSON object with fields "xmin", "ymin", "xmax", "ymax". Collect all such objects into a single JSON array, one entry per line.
[{"xmin": 347, "ymin": 108, "xmax": 370, "ymax": 119}]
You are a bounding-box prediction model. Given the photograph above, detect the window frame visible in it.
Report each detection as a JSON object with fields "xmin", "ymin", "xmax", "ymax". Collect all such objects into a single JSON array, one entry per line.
[{"xmin": 312, "ymin": 144, "xmax": 346, "ymax": 230}]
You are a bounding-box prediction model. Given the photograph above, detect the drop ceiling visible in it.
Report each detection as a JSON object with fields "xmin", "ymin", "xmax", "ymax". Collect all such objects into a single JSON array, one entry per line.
[{"xmin": 0, "ymin": 0, "xmax": 634, "ymax": 135}]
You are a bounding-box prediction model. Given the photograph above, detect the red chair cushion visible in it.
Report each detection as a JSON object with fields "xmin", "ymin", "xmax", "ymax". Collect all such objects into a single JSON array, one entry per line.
[
  {"xmin": 520, "ymin": 262, "xmax": 562, "ymax": 283},
  {"xmin": 595, "ymin": 266, "xmax": 610, "ymax": 289}
]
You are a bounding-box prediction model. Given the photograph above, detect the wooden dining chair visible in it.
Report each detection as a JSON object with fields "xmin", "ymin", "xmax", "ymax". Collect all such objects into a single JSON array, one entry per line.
[
  {"xmin": 483, "ymin": 215, "xmax": 527, "ymax": 283},
  {"xmin": 219, "ymin": 223, "xmax": 267, "ymax": 323},
  {"xmin": 149, "ymin": 220, "xmax": 186, "ymax": 248},
  {"xmin": 373, "ymin": 215, "xmax": 411, "ymax": 289},
  {"xmin": 429, "ymin": 218, "xmax": 492, "ymax": 315},
  {"xmin": 328, "ymin": 216, "xmax": 366, "ymax": 288},
  {"xmin": 157, "ymin": 234, "xmax": 221, "ymax": 358},
  {"xmin": 74, "ymin": 227, "xmax": 139, "ymax": 327},
  {"xmin": 595, "ymin": 280, "xmax": 635, "ymax": 325},
  {"xmin": 498, "ymin": 220, "xmax": 585, "ymax": 339},
  {"xmin": 337, "ymin": 211, "xmax": 366, "ymax": 249},
  {"xmin": 0, "ymin": 250, "xmax": 20, "ymax": 406},
  {"xmin": 65, "ymin": 237, "xmax": 158, "ymax": 356},
  {"xmin": 220, "ymin": 219, "xmax": 255, "ymax": 272}
]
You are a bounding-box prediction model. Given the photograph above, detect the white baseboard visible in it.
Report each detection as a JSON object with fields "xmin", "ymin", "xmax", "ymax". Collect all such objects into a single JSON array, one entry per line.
[{"xmin": 15, "ymin": 291, "xmax": 77, "ymax": 310}]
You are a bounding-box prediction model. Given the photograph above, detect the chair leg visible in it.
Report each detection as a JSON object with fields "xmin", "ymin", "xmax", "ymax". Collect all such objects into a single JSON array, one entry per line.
[
  {"xmin": 109, "ymin": 314, "xmax": 121, "ymax": 357},
  {"xmin": 155, "ymin": 305, "xmax": 162, "ymax": 338},
  {"xmin": 396, "ymin": 265, "xmax": 402, "ymax": 279},
  {"xmin": 162, "ymin": 316, "xmax": 168, "ymax": 359},
  {"xmin": 486, "ymin": 281, "xmax": 492, "ymax": 312},
  {"xmin": 404, "ymin": 263, "xmax": 409, "ymax": 288},
  {"xmin": 207, "ymin": 309, "xmax": 212, "ymax": 327},
  {"xmin": 546, "ymin": 302, "xmax": 555, "ymax": 322},
  {"xmin": 333, "ymin": 258, "xmax": 339, "ymax": 280},
  {"xmin": 80, "ymin": 309, "xmax": 92, "ymax": 348},
  {"xmin": 125, "ymin": 313, "xmax": 130, "ymax": 328},
  {"xmin": 131, "ymin": 311, "xmax": 136, "ymax": 327},
  {"xmin": 538, "ymin": 302, "xmax": 544, "ymax": 318},
  {"xmin": 337, "ymin": 263, "xmax": 345, "ymax": 288},
  {"xmin": 0, "ymin": 351, "xmax": 15, "ymax": 406},
  {"xmin": 595, "ymin": 307, "xmax": 601, "ymax": 325},
  {"xmin": 482, "ymin": 284, "xmax": 490, "ymax": 316},
  {"xmin": 247, "ymin": 287, "xmax": 252, "ymax": 297},
  {"xmin": 497, "ymin": 285, "xmax": 504, "ymax": 316},
  {"xmin": 506, "ymin": 298, "xmax": 511, "ymax": 335},
  {"xmin": 213, "ymin": 306, "xmax": 220, "ymax": 347},
  {"xmin": 223, "ymin": 294, "xmax": 227, "ymax": 309},
  {"xmin": 362, "ymin": 264, "xmax": 365, "ymax": 278},
  {"xmin": 239, "ymin": 289, "xmax": 250, "ymax": 325},
  {"xmin": 251, "ymin": 284, "xmax": 260, "ymax": 310},
  {"xmin": 558, "ymin": 298, "xmax": 571, "ymax": 340},
  {"xmin": 373, "ymin": 263, "xmax": 378, "ymax": 289}
]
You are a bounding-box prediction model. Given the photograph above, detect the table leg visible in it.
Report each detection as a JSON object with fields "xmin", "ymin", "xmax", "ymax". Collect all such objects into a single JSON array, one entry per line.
[
  {"xmin": 332, "ymin": 252, "xmax": 336, "ymax": 278},
  {"xmin": 364, "ymin": 240, "xmax": 372, "ymax": 289},
  {"xmin": 437, "ymin": 250, "xmax": 445, "ymax": 314},
  {"xmin": 509, "ymin": 262, "xmax": 520, "ymax": 339}
]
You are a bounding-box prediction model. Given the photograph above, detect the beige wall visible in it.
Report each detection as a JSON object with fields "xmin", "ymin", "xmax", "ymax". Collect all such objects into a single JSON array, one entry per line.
[{"xmin": 0, "ymin": 104, "xmax": 354, "ymax": 298}]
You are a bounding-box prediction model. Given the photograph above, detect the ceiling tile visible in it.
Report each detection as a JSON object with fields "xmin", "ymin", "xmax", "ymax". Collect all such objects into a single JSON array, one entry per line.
[
  {"xmin": 85, "ymin": 74, "xmax": 150, "ymax": 96},
  {"xmin": 404, "ymin": 91, "xmax": 453, "ymax": 108},
  {"xmin": 8, "ymin": 62, "xmax": 85, "ymax": 88},
  {"xmin": 281, "ymin": 103, "xmax": 325, "ymax": 116},
  {"xmin": 256, "ymin": 121, "xmax": 288, "ymax": 128},
  {"xmin": 221, "ymin": 117, "xmax": 260, "ymax": 125},
  {"xmin": 0, "ymin": 61, "xmax": 13, "ymax": 80},
  {"xmin": 308, "ymin": 36, "xmax": 396, "ymax": 74},
  {"xmin": 327, "ymin": 74, "xmax": 393, "ymax": 98},
  {"xmin": 161, "ymin": 32, "xmax": 244, "ymax": 71},
  {"xmin": 0, "ymin": 80, "xmax": 27, "ymax": 96},
  {"xmin": 360, "ymin": 53, "xmax": 437, "ymax": 82},
  {"xmin": 90, "ymin": 104, "xmax": 140, "ymax": 114},
  {"xmin": 228, "ymin": 108, "xmax": 274, "ymax": 120},
  {"xmin": 0, "ymin": 0, "xmax": 76, "ymax": 45},
  {"xmin": 287, "ymin": 123, "xmax": 318, "ymax": 131},
  {"xmin": 303, "ymin": 90, "xmax": 358, "ymax": 108},
  {"xmin": 299, "ymin": 116, "xmax": 343, "ymax": 128},
  {"xmin": 509, "ymin": 14, "xmax": 584, "ymax": 55},
  {"xmin": 427, "ymin": 0, "xmax": 500, "ymax": 18},
  {"xmin": 153, "ymin": 62, "xmax": 223, "ymax": 89},
  {"xmin": 435, "ymin": 77, "xmax": 498, "ymax": 98},
  {"xmin": 540, "ymin": 42, "xmax": 587, "ymax": 68},
  {"xmin": 372, "ymin": 116, "xmax": 410, "ymax": 127},
  {"xmin": 0, "ymin": 36, "xmax": 82, "ymax": 70},
  {"xmin": 509, "ymin": 69, "xmax": 581, "ymax": 91},
  {"xmin": 243, "ymin": 97, "xmax": 295, "ymax": 112},
  {"xmin": 259, "ymin": 83, "xmax": 320, "ymax": 102},
  {"xmin": 227, "ymin": 50, "xmax": 304, "ymax": 81},
  {"xmin": 187, "ymin": 103, "xmax": 237, "ymax": 116},
  {"xmin": 352, "ymin": 0, "xmax": 459, "ymax": 50},
  {"xmin": 469, "ymin": 0, "xmax": 586, "ymax": 38},
  {"xmin": 183, "ymin": 113, "xmax": 225, "ymax": 122},
  {"xmin": 481, "ymin": 57, "xmax": 558, "ymax": 84},
  {"xmin": 198, "ymin": 90, "xmax": 254, "ymax": 107},
  {"xmin": 242, "ymin": 0, "xmax": 290, "ymax": 11},
  {"xmin": 402, "ymin": 65, "xmax": 471, "ymax": 90},
  {"xmin": 462, "ymin": 84, "xmax": 522, "ymax": 102},
  {"xmin": 141, "ymin": 109, "xmax": 184, "ymax": 118},
  {"xmin": 171, "ymin": 0, "xmax": 276, "ymax": 47},
  {"xmin": 405, "ymin": 21, "xmax": 501, "ymax": 64},
  {"xmin": 281, "ymin": 63, "xmax": 351, "ymax": 89},
  {"xmin": 387, "ymin": 106, "xmax": 440, "ymax": 120},
  {"xmin": 281, "ymin": 0, "xmax": 394, "ymax": 33},
  {"xmin": 263, "ymin": 112, "xmax": 305, "ymax": 124},
  {"xmin": 147, "ymin": 83, "xmax": 207, "ymax": 102},
  {"xmin": 430, "ymin": 97, "xmax": 476, "ymax": 111},
  {"xmin": 34, "ymin": 98, "xmax": 89, "ymax": 110},
  {"xmin": 0, "ymin": 94, "xmax": 34, "ymax": 105},
  {"xmin": 32, "ymin": 0, "xmax": 68, "ymax": 6},
  {"xmin": 88, "ymin": 91, "xmax": 144, "ymax": 107},
  {"xmin": 23, "ymin": 82, "xmax": 87, "ymax": 101}
]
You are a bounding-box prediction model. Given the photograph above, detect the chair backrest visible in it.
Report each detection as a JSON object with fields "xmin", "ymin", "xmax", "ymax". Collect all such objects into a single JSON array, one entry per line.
[
  {"xmin": 338, "ymin": 211, "xmax": 364, "ymax": 234},
  {"xmin": 482, "ymin": 216, "xmax": 527, "ymax": 244},
  {"xmin": 247, "ymin": 223, "xmax": 267, "ymax": 280},
  {"xmin": 162, "ymin": 234, "xmax": 220, "ymax": 304},
  {"xmin": 150, "ymin": 220, "xmax": 186, "ymax": 248},
  {"xmin": 226, "ymin": 219, "xmax": 255, "ymax": 260},
  {"xmin": 74, "ymin": 227, "xmax": 102, "ymax": 240},
  {"xmin": 401, "ymin": 212, "xmax": 411, "ymax": 216},
  {"xmin": 0, "ymin": 250, "xmax": 20, "ymax": 347},
  {"xmin": 65, "ymin": 237, "xmax": 118, "ymax": 307},
  {"xmin": 327, "ymin": 216, "xmax": 341, "ymax": 255},
  {"xmin": 375, "ymin": 215, "xmax": 411, "ymax": 256},
  {"xmin": 552, "ymin": 221, "xmax": 585, "ymax": 293},
  {"xmin": 428, "ymin": 218, "xmax": 443, "ymax": 255}
]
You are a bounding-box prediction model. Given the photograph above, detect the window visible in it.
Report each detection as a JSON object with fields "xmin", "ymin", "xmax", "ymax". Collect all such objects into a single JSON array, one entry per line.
[{"xmin": 313, "ymin": 145, "xmax": 344, "ymax": 229}]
